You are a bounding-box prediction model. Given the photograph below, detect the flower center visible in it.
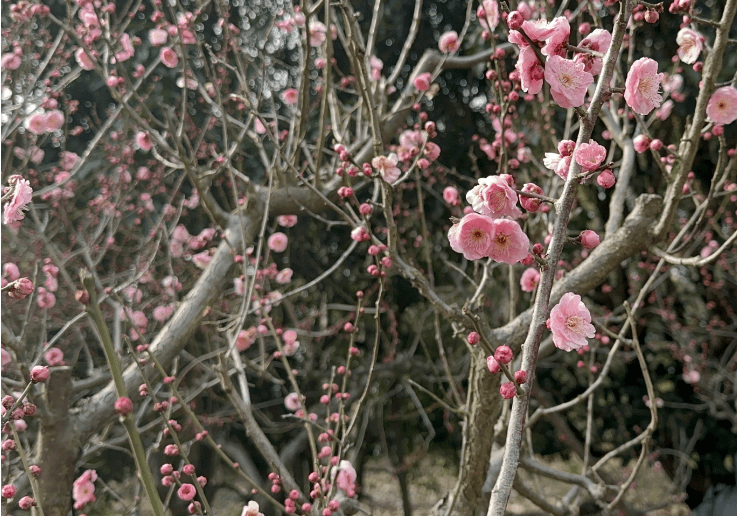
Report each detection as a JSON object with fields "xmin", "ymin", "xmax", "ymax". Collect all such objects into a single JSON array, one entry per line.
[
  {"xmin": 471, "ymin": 229, "xmax": 485, "ymax": 241},
  {"xmin": 566, "ymin": 315, "xmax": 584, "ymax": 333},
  {"xmin": 560, "ymin": 72, "xmax": 573, "ymax": 88},
  {"xmin": 495, "ymin": 234, "xmax": 508, "ymax": 247}
]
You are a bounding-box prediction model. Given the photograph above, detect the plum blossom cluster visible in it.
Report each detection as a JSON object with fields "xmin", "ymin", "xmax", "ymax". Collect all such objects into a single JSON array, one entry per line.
[
  {"xmin": 543, "ymin": 138, "xmax": 611, "ymax": 186},
  {"xmin": 482, "ymin": 343, "xmax": 528, "ymax": 399},
  {"xmin": 448, "ymin": 174, "xmax": 530, "ymax": 263}
]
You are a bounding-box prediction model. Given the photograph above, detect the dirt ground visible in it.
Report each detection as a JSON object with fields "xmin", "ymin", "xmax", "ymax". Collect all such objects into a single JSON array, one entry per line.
[
  {"xmin": 103, "ymin": 452, "xmax": 692, "ymax": 515},
  {"xmin": 359, "ymin": 453, "xmax": 691, "ymax": 516}
]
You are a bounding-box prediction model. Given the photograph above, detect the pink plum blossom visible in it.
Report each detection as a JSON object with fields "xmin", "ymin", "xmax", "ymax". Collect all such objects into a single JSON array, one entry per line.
[
  {"xmin": 516, "ymin": 47, "xmax": 544, "ymax": 94},
  {"xmin": 25, "ymin": 112, "xmax": 48, "ymax": 135},
  {"xmin": 236, "ymin": 327, "xmax": 257, "ymax": 351},
  {"xmin": 44, "ymin": 347, "xmax": 64, "ymax": 366},
  {"xmin": 73, "ymin": 470, "xmax": 97, "ymax": 509},
  {"xmin": 544, "ymin": 55, "xmax": 593, "ymax": 109},
  {"xmin": 178, "ymin": 483, "xmax": 196, "ymax": 501},
  {"xmin": 160, "ymin": 47, "xmax": 179, "ymax": 68},
  {"xmin": 268, "ymin": 232, "xmax": 288, "ymax": 253},
  {"xmin": 574, "ymin": 139, "xmax": 607, "ymax": 172},
  {"xmin": 308, "ymin": 20, "xmax": 327, "ymax": 46},
  {"xmin": 520, "ymin": 267, "xmax": 540, "ymax": 292},
  {"xmin": 676, "ymin": 28, "xmax": 703, "ymax": 64},
  {"xmin": 149, "ymin": 28, "xmax": 168, "ymax": 46},
  {"xmin": 277, "ymin": 215, "xmax": 298, "ymax": 227},
  {"xmin": 281, "ymin": 88, "xmax": 298, "ymax": 105},
  {"xmin": 253, "ymin": 118, "xmax": 267, "ymax": 134},
  {"xmin": 372, "ymin": 153, "xmax": 401, "ymax": 183},
  {"xmin": 466, "ymin": 174, "xmax": 522, "ymax": 219},
  {"xmin": 624, "ymin": 57, "xmax": 663, "ymax": 115},
  {"xmin": 4, "ymin": 263, "xmax": 20, "ymax": 281},
  {"xmin": 275, "ymin": 268, "xmax": 293, "ymax": 284},
  {"xmin": 1, "ymin": 52, "xmax": 21, "ymax": 70},
  {"xmin": 3, "ymin": 175, "xmax": 33, "ymax": 226},
  {"xmin": 136, "ymin": 131, "xmax": 152, "ymax": 151},
  {"xmin": 487, "ymin": 219, "xmax": 530, "ymax": 264},
  {"xmin": 706, "ymin": 86, "xmax": 737, "ymax": 125},
  {"xmin": 443, "ymin": 186, "xmax": 460, "ymax": 205},
  {"xmin": 448, "ymin": 213, "xmax": 496, "ymax": 260},
  {"xmin": 336, "ymin": 460, "xmax": 357, "ymax": 497},
  {"xmin": 547, "ymin": 292, "xmax": 596, "ymax": 352},
  {"xmin": 36, "ymin": 287, "xmax": 56, "ymax": 309},
  {"xmin": 242, "ymin": 501, "xmax": 264, "ymax": 516},
  {"xmin": 153, "ymin": 304, "xmax": 175, "ymax": 322},
  {"xmin": 413, "ymin": 72, "xmax": 432, "ymax": 92},
  {"xmin": 192, "ymin": 251, "xmax": 212, "ymax": 269},
  {"xmin": 541, "ymin": 17, "xmax": 570, "ymax": 57},
  {"xmin": 284, "ymin": 392, "xmax": 301, "ymax": 411},
  {"xmin": 438, "ymin": 31, "xmax": 460, "ymax": 53},
  {"xmin": 370, "ymin": 55, "xmax": 383, "ymax": 80},
  {"xmin": 477, "ymin": 1, "xmax": 499, "ymax": 30},
  {"xmin": 75, "ymin": 48, "xmax": 95, "ymax": 70},
  {"xmin": 574, "ymin": 29, "xmax": 612, "ymax": 76}
]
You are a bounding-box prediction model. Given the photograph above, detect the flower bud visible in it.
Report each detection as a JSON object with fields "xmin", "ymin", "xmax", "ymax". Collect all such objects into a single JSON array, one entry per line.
[
  {"xmin": 30, "ymin": 365, "xmax": 49, "ymax": 383},
  {"xmin": 520, "ymin": 183, "xmax": 544, "ymax": 213},
  {"xmin": 514, "ymin": 370, "xmax": 528, "ymax": 384},
  {"xmin": 597, "ymin": 169, "xmax": 616, "ymax": 189},
  {"xmin": 499, "ymin": 382, "xmax": 516, "ymax": 399},
  {"xmin": 578, "ymin": 230, "xmax": 601, "ymax": 250},
  {"xmin": 115, "ymin": 397, "xmax": 134, "ymax": 416},
  {"xmin": 494, "ymin": 345, "xmax": 513, "ymax": 365},
  {"xmin": 633, "ymin": 134, "xmax": 650, "ymax": 153}
]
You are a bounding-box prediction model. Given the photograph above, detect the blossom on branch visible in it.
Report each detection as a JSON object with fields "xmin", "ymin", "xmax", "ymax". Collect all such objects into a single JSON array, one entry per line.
[
  {"xmin": 547, "ymin": 293, "xmax": 596, "ymax": 352},
  {"xmin": 624, "ymin": 57, "xmax": 663, "ymax": 115},
  {"xmin": 573, "ymin": 139, "xmax": 607, "ymax": 172},
  {"xmin": 448, "ymin": 213, "xmax": 496, "ymax": 260},
  {"xmin": 466, "ymin": 174, "xmax": 522, "ymax": 219},
  {"xmin": 372, "ymin": 154, "xmax": 401, "ymax": 183},
  {"xmin": 438, "ymin": 31, "xmax": 460, "ymax": 53},
  {"xmin": 706, "ymin": 86, "xmax": 737, "ymax": 125},
  {"xmin": 3, "ymin": 175, "xmax": 32, "ymax": 227},
  {"xmin": 676, "ymin": 28, "xmax": 703, "ymax": 64},
  {"xmin": 487, "ymin": 219, "xmax": 530, "ymax": 264},
  {"xmin": 544, "ymin": 55, "xmax": 593, "ymax": 109}
]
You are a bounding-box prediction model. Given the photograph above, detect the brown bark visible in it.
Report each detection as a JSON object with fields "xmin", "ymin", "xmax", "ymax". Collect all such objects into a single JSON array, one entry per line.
[{"xmin": 35, "ymin": 367, "xmax": 78, "ymax": 516}]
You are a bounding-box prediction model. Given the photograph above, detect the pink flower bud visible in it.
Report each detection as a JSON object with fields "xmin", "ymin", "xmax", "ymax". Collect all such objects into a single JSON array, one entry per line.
[
  {"xmin": 520, "ymin": 183, "xmax": 544, "ymax": 213},
  {"xmin": 30, "ymin": 365, "xmax": 49, "ymax": 383},
  {"xmin": 467, "ymin": 332, "xmax": 480, "ymax": 345},
  {"xmin": 499, "ymin": 382, "xmax": 516, "ymax": 399},
  {"xmin": 7, "ymin": 278, "xmax": 33, "ymax": 300},
  {"xmin": 486, "ymin": 356, "xmax": 501, "ymax": 373},
  {"xmin": 1, "ymin": 484, "xmax": 17, "ymax": 499},
  {"xmin": 507, "ymin": 11, "xmax": 524, "ymax": 30},
  {"xmin": 579, "ymin": 230, "xmax": 600, "ymax": 250},
  {"xmin": 114, "ymin": 397, "xmax": 133, "ymax": 416},
  {"xmin": 558, "ymin": 140, "xmax": 576, "ymax": 157},
  {"xmin": 633, "ymin": 134, "xmax": 651, "ymax": 153},
  {"xmin": 597, "ymin": 169, "xmax": 616, "ymax": 188},
  {"xmin": 649, "ymin": 139, "xmax": 663, "ymax": 151},
  {"xmin": 494, "ymin": 345, "xmax": 513, "ymax": 365},
  {"xmin": 514, "ymin": 370, "xmax": 528, "ymax": 384},
  {"xmin": 18, "ymin": 496, "xmax": 36, "ymax": 509}
]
